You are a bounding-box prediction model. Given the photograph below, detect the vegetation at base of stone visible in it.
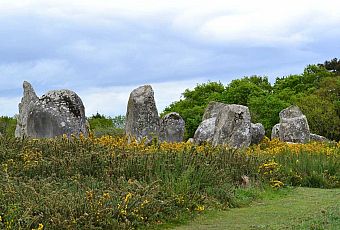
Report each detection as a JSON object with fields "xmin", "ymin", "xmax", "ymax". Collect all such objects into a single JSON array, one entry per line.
[
  {"xmin": 163, "ymin": 59, "xmax": 340, "ymax": 141},
  {"xmin": 87, "ymin": 113, "xmax": 125, "ymax": 137},
  {"xmin": 0, "ymin": 135, "xmax": 339, "ymax": 229},
  {"xmin": 0, "ymin": 116, "xmax": 17, "ymax": 137}
]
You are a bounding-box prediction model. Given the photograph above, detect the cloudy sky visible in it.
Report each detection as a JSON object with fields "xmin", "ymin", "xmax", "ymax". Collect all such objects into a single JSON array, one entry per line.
[{"xmin": 0, "ymin": 0, "xmax": 339, "ymax": 117}]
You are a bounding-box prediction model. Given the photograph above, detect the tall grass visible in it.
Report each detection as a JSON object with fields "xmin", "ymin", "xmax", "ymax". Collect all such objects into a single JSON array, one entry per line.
[
  {"xmin": 0, "ymin": 135, "xmax": 339, "ymax": 229},
  {"xmin": 0, "ymin": 136, "xmax": 259, "ymax": 229}
]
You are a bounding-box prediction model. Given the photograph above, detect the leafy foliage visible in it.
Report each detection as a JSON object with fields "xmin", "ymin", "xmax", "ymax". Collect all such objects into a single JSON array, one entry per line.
[
  {"xmin": 0, "ymin": 116, "xmax": 17, "ymax": 137},
  {"xmin": 162, "ymin": 82, "xmax": 225, "ymax": 139},
  {"xmin": 163, "ymin": 60, "xmax": 340, "ymax": 141},
  {"xmin": 88, "ymin": 113, "xmax": 125, "ymax": 137}
]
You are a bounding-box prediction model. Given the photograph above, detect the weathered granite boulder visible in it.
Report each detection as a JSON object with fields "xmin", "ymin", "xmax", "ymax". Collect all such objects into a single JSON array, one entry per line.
[
  {"xmin": 212, "ymin": 104, "xmax": 252, "ymax": 148},
  {"xmin": 125, "ymin": 85, "xmax": 160, "ymax": 142},
  {"xmin": 202, "ymin": 101, "xmax": 227, "ymax": 120},
  {"xmin": 159, "ymin": 112, "xmax": 185, "ymax": 143},
  {"xmin": 279, "ymin": 105, "xmax": 310, "ymax": 143},
  {"xmin": 193, "ymin": 101, "xmax": 226, "ymax": 144},
  {"xmin": 193, "ymin": 117, "xmax": 216, "ymax": 144},
  {"xmin": 15, "ymin": 81, "xmax": 88, "ymax": 138},
  {"xmin": 271, "ymin": 123, "xmax": 280, "ymax": 139},
  {"xmin": 310, "ymin": 133, "xmax": 328, "ymax": 142},
  {"xmin": 251, "ymin": 123, "xmax": 265, "ymax": 144}
]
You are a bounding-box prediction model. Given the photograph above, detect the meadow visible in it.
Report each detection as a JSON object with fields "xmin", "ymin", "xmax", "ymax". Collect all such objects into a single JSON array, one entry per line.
[{"xmin": 0, "ymin": 134, "xmax": 339, "ymax": 229}]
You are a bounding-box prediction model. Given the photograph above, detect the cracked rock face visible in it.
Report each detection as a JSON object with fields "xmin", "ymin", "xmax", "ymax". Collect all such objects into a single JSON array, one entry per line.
[
  {"xmin": 159, "ymin": 112, "xmax": 185, "ymax": 143},
  {"xmin": 212, "ymin": 104, "xmax": 252, "ymax": 148},
  {"xmin": 279, "ymin": 105, "xmax": 310, "ymax": 143},
  {"xmin": 15, "ymin": 81, "xmax": 88, "ymax": 138},
  {"xmin": 125, "ymin": 85, "xmax": 160, "ymax": 142}
]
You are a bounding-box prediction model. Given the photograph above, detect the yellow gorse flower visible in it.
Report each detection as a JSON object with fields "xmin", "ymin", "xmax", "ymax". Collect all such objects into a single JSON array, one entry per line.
[
  {"xmin": 195, "ymin": 205, "xmax": 205, "ymax": 212},
  {"xmin": 124, "ymin": 192, "xmax": 132, "ymax": 203}
]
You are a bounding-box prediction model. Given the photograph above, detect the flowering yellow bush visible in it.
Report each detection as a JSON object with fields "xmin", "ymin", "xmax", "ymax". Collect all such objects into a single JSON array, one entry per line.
[{"xmin": 248, "ymin": 137, "xmax": 339, "ymax": 157}]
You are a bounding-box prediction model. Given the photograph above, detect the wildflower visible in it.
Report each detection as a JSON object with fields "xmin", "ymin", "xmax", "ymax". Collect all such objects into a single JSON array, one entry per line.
[
  {"xmin": 120, "ymin": 209, "xmax": 127, "ymax": 216},
  {"xmin": 124, "ymin": 192, "xmax": 132, "ymax": 203},
  {"xmin": 103, "ymin": 192, "xmax": 110, "ymax": 200},
  {"xmin": 2, "ymin": 163, "xmax": 8, "ymax": 173},
  {"xmin": 32, "ymin": 223, "xmax": 44, "ymax": 230},
  {"xmin": 38, "ymin": 223, "xmax": 44, "ymax": 230},
  {"xmin": 86, "ymin": 191, "xmax": 94, "ymax": 200},
  {"xmin": 270, "ymin": 180, "xmax": 284, "ymax": 188},
  {"xmin": 141, "ymin": 199, "xmax": 149, "ymax": 207},
  {"xmin": 0, "ymin": 215, "xmax": 2, "ymax": 222},
  {"xmin": 195, "ymin": 205, "xmax": 205, "ymax": 212}
]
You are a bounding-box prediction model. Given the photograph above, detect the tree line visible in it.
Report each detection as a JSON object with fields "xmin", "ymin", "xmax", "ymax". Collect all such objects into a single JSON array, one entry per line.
[
  {"xmin": 1, "ymin": 59, "xmax": 339, "ymax": 141},
  {"xmin": 163, "ymin": 59, "xmax": 340, "ymax": 141}
]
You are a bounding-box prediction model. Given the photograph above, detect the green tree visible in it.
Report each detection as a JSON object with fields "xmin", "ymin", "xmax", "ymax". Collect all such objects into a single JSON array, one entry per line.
[
  {"xmin": 0, "ymin": 116, "xmax": 17, "ymax": 137},
  {"xmin": 248, "ymin": 95, "xmax": 290, "ymax": 136},
  {"xmin": 295, "ymin": 94, "xmax": 340, "ymax": 141},
  {"xmin": 163, "ymin": 82, "xmax": 225, "ymax": 139},
  {"xmin": 318, "ymin": 58, "xmax": 340, "ymax": 74},
  {"xmin": 88, "ymin": 113, "xmax": 125, "ymax": 137},
  {"xmin": 221, "ymin": 76, "xmax": 272, "ymax": 105}
]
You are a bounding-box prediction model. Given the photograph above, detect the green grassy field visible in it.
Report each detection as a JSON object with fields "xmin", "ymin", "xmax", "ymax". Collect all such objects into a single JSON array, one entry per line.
[{"xmin": 173, "ymin": 187, "xmax": 340, "ymax": 230}]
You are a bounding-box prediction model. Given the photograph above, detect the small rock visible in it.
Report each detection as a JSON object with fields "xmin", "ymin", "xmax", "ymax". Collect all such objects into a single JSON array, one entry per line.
[
  {"xmin": 251, "ymin": 123, "xmax": 265, "ymax": 144},
  {"xmin": 271, "ymin": 123, "xmax": 280, "ymax": 140},
  {"xmin": 159, "ymin": 112, "xmax": 185, "ymax": 143},
  {"xmin": 310, "ymin": 133, "xmax": 328, "ymax": 142}
]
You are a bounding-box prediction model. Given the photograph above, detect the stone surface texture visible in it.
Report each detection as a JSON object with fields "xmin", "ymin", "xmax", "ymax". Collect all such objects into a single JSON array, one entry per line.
[
  {"xmin": 310, "ymin": 133, "xmax": 328, "ymax": 142},
  {"xmin": 193, "ymin": 117, "xmax": 216, "ymax": 144},
  {"xmin": 212, "ymin": 104, "xmax": 252, "ymax": 148},
  {"xmin": 159, "ymin": 112, "xmax": 185, "ymax": 143},
  {"xmin": 125, "ymin": 85, "xmax": 160, "ymax": 142},
  {"xmin": 251, "ymin": 123, "xmax": 265, "ymax": 144},
  {"xmin": 279, "ymin": 105, "xmax": 310, "ymax": 143},
  {"xmin": 15, "ymin": 81, "xmax": 88, "ymax": 138},
  {"xmin": 202, "ymin": 101, "xmax": 227, "ymax": 120},
  {"xmin": 271, "ymin": 124, "xmax": 280, "ymax": 139}
]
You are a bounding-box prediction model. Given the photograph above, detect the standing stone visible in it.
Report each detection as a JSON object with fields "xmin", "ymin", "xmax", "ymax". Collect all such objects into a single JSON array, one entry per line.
[
  {"xmin": 193, "ymin": 101, "xmax": 226, "ymax": 144},
  {"xmin": 159, "ymin": 112, "xmax": 185, "ymax": 143},
  {"xmin": 193, "ymin": 117, "xmax": 216, "ymax": 144},
  {"xmin": 202, "ymin": 101, "xmax": 227, "ymax": 120},
  {"xmin": 279, "ymin": 105, "xmax": 310, "ymax": 143},
  {"xmin": 212, "ymin": 104, "xmax": 252, "ymax": 148},
  {"xmin": 125, "ymin": 85, "xmax": 160, "ymax": 142},
  {"xmin": 15, "ymin": 81, "xmax": 88, "ymax": 138},
  {"xmin": 251, "ymin": 123, "xmax": 265, "ymax": 144},
  {"xmin": 271, "ymin": 123, "xmax": 280, "ymax": 140}
]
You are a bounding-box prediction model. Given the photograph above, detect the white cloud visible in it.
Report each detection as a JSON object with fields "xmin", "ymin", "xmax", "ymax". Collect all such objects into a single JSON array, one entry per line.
[
  {"xmin": 1, "ymin": 0, "xmax": 339, "ymax": 46},
  {"xmin": 0, "ymin": 0, "xmax": 339, "ymax": 117},
  {"xmin": 0, "ymin": 97, "xmax": 21, "ymax": 116},
  {"xmin": 80, "ymin": 79, "xmax": 202, "ymax": 116},
  {"xmin": 0, "ymin": 59, "xmax": 76, "ymax": 90}
]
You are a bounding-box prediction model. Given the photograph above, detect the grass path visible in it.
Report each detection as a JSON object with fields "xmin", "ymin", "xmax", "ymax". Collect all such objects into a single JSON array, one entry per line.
[{"xmin": 174, "ymin": 187, "xmax": 340, "ymax": 229}]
